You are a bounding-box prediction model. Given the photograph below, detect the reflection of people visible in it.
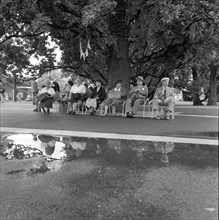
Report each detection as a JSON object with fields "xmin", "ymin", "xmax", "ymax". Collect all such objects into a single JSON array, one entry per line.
[
  {"xmin": 129, "ymin": 141, "xmax": 149, "ymax": 159},
  {"xmin": 70, "ymin": 139, "xmax": 87, "ymax": 157},
  {"xmin": 152, "ymin": 77, "xmax": 175, "ymax": 120},
  {"xmin": 107, "ymin": 139, "xmax": 122, "ymax": 154},
  {"xmin": 153, "ymin": 142, "xmax": 175, "ymax": 163},
  {"xmin": 38, "ymin": 135, "xmax": 56, "ymax": 157},
  {"xmin": 126, "ymin": 76, "xmax": 148, "ymax": 118}
]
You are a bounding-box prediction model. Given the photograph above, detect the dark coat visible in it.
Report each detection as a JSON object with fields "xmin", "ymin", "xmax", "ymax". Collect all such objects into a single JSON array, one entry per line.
[{"xmin": 91, "ymin": 86, "xmax": 106, "ymax": 103}]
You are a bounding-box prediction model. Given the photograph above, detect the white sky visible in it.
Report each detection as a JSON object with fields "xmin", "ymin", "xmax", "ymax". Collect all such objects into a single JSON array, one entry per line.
[{"xmin": 29, "ymin": 37, "xmax": 62, "ymax": 65}]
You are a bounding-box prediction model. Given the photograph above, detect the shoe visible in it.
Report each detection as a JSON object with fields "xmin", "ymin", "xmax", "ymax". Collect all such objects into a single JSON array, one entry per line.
[
  {"xmin": 71, "ymin": 111, "xmax": 76, "ymax": 115},
  {"xmin": 47, "ymin": 109, "xmax": 50, "ymax": 114},
  {"xmin": 153, "ymin": 110, "xmax": 160, "ymax": 120},
  {"xmin": 126, "ymin": 112, "xmax": 134, "ymax": 118},
  {"xmin": 90, "ymin": 111, "xmax": 94, "ymax": 116},
  {"xmin": 33, "ymin": 109, "xmax": 38, "ymax": 112},
  {"xmin": 67, "ymin": 111, "xmax": 72, "ymax": 115}
]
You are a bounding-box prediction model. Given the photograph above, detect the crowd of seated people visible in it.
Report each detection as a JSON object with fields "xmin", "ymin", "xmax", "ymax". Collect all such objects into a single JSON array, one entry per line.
[{"xmin": 33, "ymin": 76, "xmax": 175, "ymax": 120}]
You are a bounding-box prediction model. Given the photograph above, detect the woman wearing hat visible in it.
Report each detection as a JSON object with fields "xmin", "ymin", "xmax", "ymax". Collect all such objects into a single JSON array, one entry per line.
[
  {"xmin": 85, "ymin": 79, "xmax": 106, "ymax": 115},
  {"xmin": 125, "ymin": 76, "xmax": 148, "ymax": 118},
  {"xmin": 152, "ymin": 77, "xmax": 175, "ymax": 120}
]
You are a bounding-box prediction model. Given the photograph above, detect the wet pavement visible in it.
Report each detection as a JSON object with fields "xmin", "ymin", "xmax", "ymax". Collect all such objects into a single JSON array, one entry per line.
[{"xmin": 0, "ymin": 133, "xmax": 218, "ymax": 220}]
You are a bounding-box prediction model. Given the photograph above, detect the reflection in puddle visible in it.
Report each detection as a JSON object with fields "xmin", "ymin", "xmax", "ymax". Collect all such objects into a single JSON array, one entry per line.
[{"xmin": 0, "ymin": 133, "xmax": 218, "ymax": 172}]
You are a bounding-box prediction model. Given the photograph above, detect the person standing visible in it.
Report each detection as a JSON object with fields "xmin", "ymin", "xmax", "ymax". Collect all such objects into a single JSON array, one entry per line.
[
  {"xmin": 0, "ymin": 80, "xmax": 6, "ymax": 103},
  {"xmin": 152, "ymin": 77, "xmax": 175, "ymax": 120},
  {"xmin": 125, "ymin": 76, "xmax": 148, "ymax": 118},
  {"xmin": 31, "ymin": 78, "xmax": 39, "ymax": 105}
]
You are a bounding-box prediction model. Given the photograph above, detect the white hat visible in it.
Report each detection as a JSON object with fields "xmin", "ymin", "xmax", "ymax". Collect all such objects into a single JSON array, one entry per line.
[{"xmin": 161, "ymin": 77, "xmax": 169, "ymax": 82}]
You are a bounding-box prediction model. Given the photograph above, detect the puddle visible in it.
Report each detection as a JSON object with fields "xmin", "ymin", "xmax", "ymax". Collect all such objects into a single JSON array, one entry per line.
[{"xmin": 0, "ymin": 133, "xmax": 218, "ymax": 173}]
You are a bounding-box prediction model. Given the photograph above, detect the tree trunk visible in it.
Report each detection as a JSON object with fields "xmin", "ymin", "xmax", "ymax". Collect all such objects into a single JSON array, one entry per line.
[
  {"xmin": 191, "ymin": 66, "xmax": 203, "ymax": 105},
  {"xmin": 108, "ymin": 37, "xmax": 130, "ymax": 91},
  {"xmin": 207, "ymin": 64, "xmax": 218, "ymax": 106},
  {"xmin": 13, "ymin": 79, "xmax": 17, "ymax": 102}
]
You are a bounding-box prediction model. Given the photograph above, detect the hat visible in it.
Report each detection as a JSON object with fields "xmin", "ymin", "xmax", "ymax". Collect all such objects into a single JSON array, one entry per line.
[
  {"xmin": 161, "ymin": 77, "xmax": 169, "ymax": 82},
  {"xmin": 96, "ymin": 79, "xmax": 103, "ymax": 84},
  {"xmin": 136, "ymin": 76, "xmax": 145, "ymax": 82}
]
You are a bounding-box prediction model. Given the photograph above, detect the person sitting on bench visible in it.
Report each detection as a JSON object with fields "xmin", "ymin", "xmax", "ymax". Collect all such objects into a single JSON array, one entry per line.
[
  {"xmin": 125, "ymin": 76, "xmax": 148, "ymax": 118},
  {"xmin": 152, "ymin": 77, "xmax": 175, "ymax": 120}
]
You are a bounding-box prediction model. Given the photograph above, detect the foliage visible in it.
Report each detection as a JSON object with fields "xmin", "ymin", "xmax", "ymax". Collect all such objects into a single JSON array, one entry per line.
[{"xmin": 0, "ymin": 0, "xmax": 219, "ymax": 104}]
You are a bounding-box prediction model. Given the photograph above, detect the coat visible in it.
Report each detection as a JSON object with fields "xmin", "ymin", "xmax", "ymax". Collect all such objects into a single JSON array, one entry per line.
[
  {"xmin": 154, "ymin": 86, "xmax": 175, "ymax": 100},
  {"xmin": 128, "ymin": 85, "xmax": 148, "ymax": 100},
  {"xmin": 90, "ymin": 86, "xmax": 106, "ymax": 103}
]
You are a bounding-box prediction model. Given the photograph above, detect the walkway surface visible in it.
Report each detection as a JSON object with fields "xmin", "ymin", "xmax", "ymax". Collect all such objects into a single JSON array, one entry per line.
[{"xmin": 0, "ymin": 101, "xmax": 218, "ymax": 143}]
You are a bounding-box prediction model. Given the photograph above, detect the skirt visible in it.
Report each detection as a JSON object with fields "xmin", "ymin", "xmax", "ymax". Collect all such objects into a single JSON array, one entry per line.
[{"xmin": 40, "ymin": 98, "xmax": 53, "ymax": 108}]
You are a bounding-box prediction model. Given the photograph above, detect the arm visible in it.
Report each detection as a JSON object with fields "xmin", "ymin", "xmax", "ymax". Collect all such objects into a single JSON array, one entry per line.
[
  {"xmin": 138, "ymin": 86, "xmax": 148, "ymax": 97},
  {"xmin": 128, "ymin": 87, "xmax": 136, "ymax": 95},
  {"xmin": 120, "ymin": 87, "xmax": 127, "ymax": 98},
  {"xmin": 153, "ymin": 88, "xmax": 160, "ymax": 99}
]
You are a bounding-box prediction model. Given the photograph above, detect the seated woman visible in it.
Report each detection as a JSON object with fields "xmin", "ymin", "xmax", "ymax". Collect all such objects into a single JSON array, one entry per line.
[
  {"xmin": 85, "ymin": 79, "xmax": 106, "ymax": 115},
  {"xmin": 103, "ymin": 80, "xmax": 127, "ymax": 116},
  {"xmin": 68, "ymin": 78, "xmax": 86, "ymax": 115},
  {"xmin": 125, "ymin": 76, "xmax": 148, "ymax": 118},
  {"xmin": 38, "ymin": 81, "xmax": 56, "ymax": 114}
]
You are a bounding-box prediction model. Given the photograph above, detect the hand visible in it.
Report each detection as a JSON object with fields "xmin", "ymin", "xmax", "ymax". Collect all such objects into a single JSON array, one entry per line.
[{"xmin": 164, "ymin": 98, "xmax": 169, "ymax": 103}]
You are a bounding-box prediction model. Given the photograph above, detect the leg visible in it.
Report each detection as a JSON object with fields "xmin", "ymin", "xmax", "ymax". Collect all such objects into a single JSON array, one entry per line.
[
  {"xmin": 165, "ymin": 98, "xmax": 175, "ymax": 119},
  {"xmin": 152, "ymin": 99, "xmax": 162, "ymax": 119},
  {"xmin": 111, "ymin": 105, "xmax": 116, "ymax": 115},
  {"xmin": 125, "ymin": 98, "xmax": 133, "ymax": 114},
  {"xmin": 67, "ymin": 101, "xmax": 72, "ymax": 114},
  {"xmin": 103, "ymin": 99, "xmax": 112, "ymax": 116},
  {"xmin": 32, "ymin": 92, "xmax": 36, "ymax": 105},
  {"xmin": 0, "ymin": 93, "xmax": 4, "ymax": 102},
  {"xmin": 33, "ymin": 98, "xmax": 40, "ymax": 112},
  {"xmin": 132, "ymin": 99, "xmax": 144, "ymax": 114},
  {"xmin": 103, "ymin": 105, "xmax": 109, "ymax": 116},
  {"xmin": 72, "ymin": 102, "xmax": 77, "ymax": 114}
]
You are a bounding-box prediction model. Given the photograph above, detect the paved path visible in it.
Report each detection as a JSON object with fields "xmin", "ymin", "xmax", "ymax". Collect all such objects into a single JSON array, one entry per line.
[{"xmin": 0, "ymin": 102, "xmax": 218, "ymax": 142}]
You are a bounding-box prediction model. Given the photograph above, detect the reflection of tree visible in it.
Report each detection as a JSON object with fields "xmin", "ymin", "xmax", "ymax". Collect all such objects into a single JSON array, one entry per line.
[{"xmin": 153, "ymin": 142, "xmax": 175, "ymax": 163}]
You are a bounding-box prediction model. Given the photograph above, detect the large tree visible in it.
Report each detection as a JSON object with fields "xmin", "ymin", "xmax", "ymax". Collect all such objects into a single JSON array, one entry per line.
[{"xmin": 1, "ymin": 0, "xmax": 219, "ymax": 103}]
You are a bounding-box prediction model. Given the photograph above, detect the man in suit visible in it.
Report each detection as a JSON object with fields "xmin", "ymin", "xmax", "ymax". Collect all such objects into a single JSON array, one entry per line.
[
  {"xmin": 125, "ymin": 76, "xmax": 148, "ymax": 118},
  {"xmin": 152, "ymin": 77, "xmax": 175, "ymax": 120}
]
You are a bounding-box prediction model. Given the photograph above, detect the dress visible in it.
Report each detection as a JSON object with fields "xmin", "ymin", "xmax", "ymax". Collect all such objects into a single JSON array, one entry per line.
[{"xmin": 39, "ymin": 87, "xmax": 55, "ymax": 109}]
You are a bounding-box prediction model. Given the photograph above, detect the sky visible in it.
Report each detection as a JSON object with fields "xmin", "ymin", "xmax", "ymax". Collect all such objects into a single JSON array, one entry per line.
[{"xmin": 29, "ymin": 37, "xmax": 62, "ymax": 65}]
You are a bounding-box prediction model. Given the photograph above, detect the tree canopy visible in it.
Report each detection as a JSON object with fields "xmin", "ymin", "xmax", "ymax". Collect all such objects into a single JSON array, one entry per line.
[{"xmin": 1, "ymin": 0, "xmax": 219, "ymax": 104}]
